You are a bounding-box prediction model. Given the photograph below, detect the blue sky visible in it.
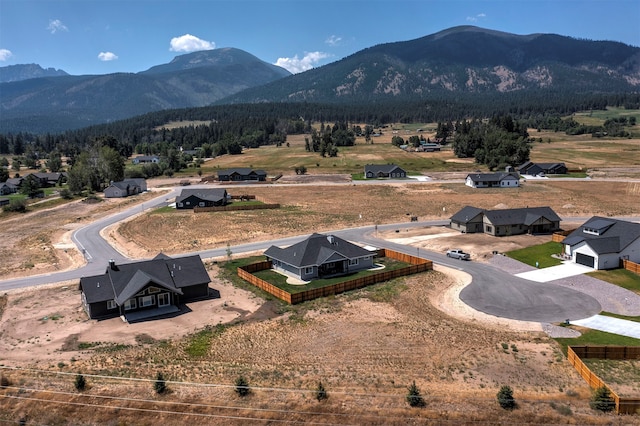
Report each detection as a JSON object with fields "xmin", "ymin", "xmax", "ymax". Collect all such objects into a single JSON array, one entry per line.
[{"xmin": 1, "ymin": 0, "xmax": 639, "ymax": 76}]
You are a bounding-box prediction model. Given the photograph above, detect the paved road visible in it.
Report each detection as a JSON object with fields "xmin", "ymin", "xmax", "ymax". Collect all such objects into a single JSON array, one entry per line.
[{"xmin": 0, "ymin": 183, "xmax": 620, "ymax": 324}]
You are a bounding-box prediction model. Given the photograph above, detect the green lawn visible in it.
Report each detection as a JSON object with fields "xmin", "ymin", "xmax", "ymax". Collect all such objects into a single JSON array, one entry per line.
[
  {"xmin": 555, "ymin": 329, "xmax": 640, "ymax": 355},
  {"xmin": 505, "ymin": 241, "xmax": 563, "ymax": 268},
  {"xmin": 600, "ymin": 312, "xmax": 640, "ymax": 323},
  {"xmin": 587, "ymin": 269, "xmax": 640, "ymax": 295}
]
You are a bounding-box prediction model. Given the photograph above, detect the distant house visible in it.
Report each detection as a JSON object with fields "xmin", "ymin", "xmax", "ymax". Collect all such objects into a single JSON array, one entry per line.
[
  {"xmin": 0, "ymin": 182, "xmax": 17, "ymax": 195},
  {"xmin": 264, "ymin": 233, "xmax": 375, "ymax": 281},
  {"xmin": 79, "ymin": 253, "xmax": 211, "ymax": 321},
  {"xmin": 364, "ymin": 164, "xmax": 407, "ymax": 179},
  {"xmin": 518, "ymin": 161, "xmax": 568, "ymax": 176},
  {"xmin": 176, "ymin": 188, "xmax": 229, "ymax": 209},
  {"xmin": 465, "ymin": 172, "xmax": 520, "ymax": 188},
  {"xmin": 104, "ymin": 178, "xmax": 147, "ymax": 198},
  {"xmin": 132, "ymin": 155, "xmax": 160, "ymax": 164},
  {"xmin": 561, "ymin": 217, "xmax": 640, "ymax": 269},
  {"xmin": 450, "ymin": 206, "xmax": 561, "ymax": 236},
  {"xmin": 217, "ymin": 168, "xmax": 267, "ymax": 182},
  {"xmin": 418, "ymin": 142, "xmax": 441, "ymax": 152}
]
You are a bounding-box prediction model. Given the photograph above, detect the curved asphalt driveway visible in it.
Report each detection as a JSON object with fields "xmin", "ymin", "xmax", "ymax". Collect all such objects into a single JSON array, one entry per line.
[{"xmin": 0, "ymin": 184, "xmax": 606, "ymax": 323}]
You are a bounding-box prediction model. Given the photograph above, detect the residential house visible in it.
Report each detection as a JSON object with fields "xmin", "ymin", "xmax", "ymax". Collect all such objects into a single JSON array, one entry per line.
[
  {"xmin": 518, "ymin": 161, "xmax": 568, "ymax": 176},
  {"xmin": 79, "ymin": 253, "xmax": 211, "ymax": 320},
  {"xmin": 132, "ymin": 155, "xmax": 160, "ymax": 164},
  {"xmin": 264, "ymin": 233, "xmax": 375, "ymax": 281},
  {"xmin": 0, "ymin": 182, "xmax": 18, "ymax": 195},
  {"xmin": 364, "ymin": 164, "xmax": 407, "ymax": 179},
  {"xmin": 217, "ymin": 168, "xmax": 267, "ymax": 182},
  {"xmin": 450, "ymin": 206, "xmax": 561, "ymax": 236},
  {"xmin": 465, "ymin": 171, "xmax": 520, "ymax": 188},
  {"xmin": 104, "ymin": 178, "xmax": 147, "ymax": 198},
  {"xmin": 176, "ymin": 188, "xmax": 229, "ymax": 209},
  {"xmin": 561, "ymin": 217, "xmax": 640, "ymax": 269},
  {"xmin": 25, "ymin": 172, "xmax": 66, "ymax": 187}
]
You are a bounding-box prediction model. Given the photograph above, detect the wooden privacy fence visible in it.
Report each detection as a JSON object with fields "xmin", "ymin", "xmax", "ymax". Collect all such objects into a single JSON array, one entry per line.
[
  {"xmin": 622, "ymin": 259, "xmax": 640, "ymax": 274},
  {"xmin": 567, "ymin": 346, "xmax": 640, "ymax": 415},
  {"xmin": 552, "ymin": 229, "xmax": 576, "ymax": 242},
  {"xmin": 237, "ymin": 248, "xmax": 433, "ymax": 305}
]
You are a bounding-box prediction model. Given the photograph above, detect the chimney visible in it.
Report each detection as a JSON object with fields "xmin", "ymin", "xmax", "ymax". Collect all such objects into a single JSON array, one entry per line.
[
  {"xmin": 109, "ymin": 259, "xmax": 116, "ymax": 270},
  {"xmin": 327, "ymin": 236, "xmax": 335, "ymax": 245}
]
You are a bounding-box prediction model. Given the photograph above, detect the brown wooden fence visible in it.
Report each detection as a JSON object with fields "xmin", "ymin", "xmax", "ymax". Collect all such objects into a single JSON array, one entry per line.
[
  {"xmin": 622, "ymin": 259, "xmax": 640, "ymax": 275},
  {"xmin": 237, "ymin": 249, "xmax": 432, "ymax": 305},
  {"xmin": 568, "ymin": 346, "xmax": 640, "ymax": 414},
  {"xmin": 552, "ymin": 229, "xmax": 576, "ymax": 242}
]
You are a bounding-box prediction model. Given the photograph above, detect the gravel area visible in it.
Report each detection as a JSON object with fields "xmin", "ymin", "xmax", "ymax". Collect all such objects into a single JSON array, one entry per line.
[
  {"xmin": 541, "ymin": 323, "xmax": 582, "ymax": 338},
  {"xmin": 489, "ymin": 254, "xmax": 537, "ymax": 274}
]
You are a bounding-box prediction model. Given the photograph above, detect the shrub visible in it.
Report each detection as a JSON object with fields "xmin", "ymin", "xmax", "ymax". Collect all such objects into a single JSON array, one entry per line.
[
  {"xmin": 315, "ymin": 381, "xmax": 328, "ymax": 401},
  {"xmin": 3, "ymin": 198, "xmax": 26, "ymax": 213},
  {"xmin": 235, "ymin": 376, "xmax": 250, "ymax": 397},
  {"xmin": 154, "ymin": 372, "xmax": 167, "ymax": 394},
  {"xmin": 0, "ymin": 374, "xmax": 10, "ymax": 388},
  {"xmin": 74, "ymin": 373, "xmax": 86, "ymax": 392},
  {"xmin": 497, "ymin": 385, "xmax": 516, "ymax": 410},
  {"xmin": 59, "ymin": 188, "xmax": 73, "ymax": 199},
  {"xmin": 590, "ymin": 386, "xmax": 615, "ymax": 412},
  {"xmin": 406, "ymin": 381, "xmax": 425, "ymax": 407}
]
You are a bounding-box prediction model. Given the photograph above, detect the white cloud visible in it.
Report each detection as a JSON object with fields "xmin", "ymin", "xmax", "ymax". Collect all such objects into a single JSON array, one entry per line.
[
  {"xmin": 47, "ymin": 19, "xmax": 68, "ymax": 34},
  {"xmin": 98, "ymin": 51, "xmax": 118, "ymax": 61},
  {"xmin": 169, "ymin": 34, "xmax": 215, "ymax": 52},
  {"xmin": 0, "ymin": 49, "xmax": 13, "ymax": 61},
  {"xmin": 325, "ymin": 35, "xmax": 342, "ymax": 46},
  {"xmin": 274, "ymin": 51, "xmax": 331, "ymax": 74},
  {"xmin": 466, "ymin": 13, "xmax": 486, "ymax": 22}
]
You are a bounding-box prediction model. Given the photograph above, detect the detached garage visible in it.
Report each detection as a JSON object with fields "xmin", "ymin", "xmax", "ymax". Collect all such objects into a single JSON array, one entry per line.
[{"xmin": 562, "ymin": 217, "xmax": 640, "ymax": 270}]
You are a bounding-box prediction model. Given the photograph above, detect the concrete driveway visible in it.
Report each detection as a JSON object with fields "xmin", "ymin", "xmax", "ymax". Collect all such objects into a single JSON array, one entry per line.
[
  {"xmin": 515, "ymin": 261, "xmax": 593, "ymax": 283},
  {"xmin": 570, "ymin": 315, "xmax": 640, "ymax": 339}
]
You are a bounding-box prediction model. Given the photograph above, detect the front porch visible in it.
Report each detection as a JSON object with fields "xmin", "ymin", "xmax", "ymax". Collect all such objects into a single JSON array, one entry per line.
[{"xmin": 121, "ymin": 305, "xmax": 181, "ymax": 323}]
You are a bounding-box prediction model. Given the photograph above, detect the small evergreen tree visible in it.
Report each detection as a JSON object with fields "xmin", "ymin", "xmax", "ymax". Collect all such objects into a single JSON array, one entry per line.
[
  {"xmin": 406, "ymin": 381, "xmax": 425, "ymax": 407},
  {"xmin": 590, "ymin": 386, "xmax": 615, "ymax": 412},
  {"xmin": 154, "ymin": 372, "xmax": 167, "ymax": 394},
  {"xmin": 497, "ymin": 385, "xmax": 516, "ymax": 410},
  {"xmin": 74, "ymin": 373, "xmax": 86, "ymax": 392},
  {"xmin": 0, "ymin": 374, "xmax": 10, "ymax": 388},
  {"xmin": 315, "ymin": 381, "xmax": 328, "ymax": 401},
  {"xmin": 235, "ymin": 375, "xmax": 250, "ymax": 397}
]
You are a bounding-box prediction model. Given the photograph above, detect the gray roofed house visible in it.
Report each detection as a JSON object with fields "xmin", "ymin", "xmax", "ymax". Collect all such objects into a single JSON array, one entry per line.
[
  {"xmin": 176, "ymin": 188, "xmax": 229, "ymax": 209},
  {"xmin": 518, "ymin": 161, "xmax": 568, "ymax": 176},
  {"xmin": 364, "ymin": 164, "xmax": 407, "ymax": 179},
  {"xmin": 264, "ymin": 233, "xmax": 375, "ymax": 281},
  {"xmin": 79, "ymin": 253, "xmax": 211, "ymax": 321},
  {"xmin": 132, "ymin": 155, "xmax": 160, "ymax": 164},
  {"xmin": 450, "ymin": 206, "xmax": 561, "ymax": 236},
  {"xmin": 561, "ymin": 217, "xmax": 640, "ymax": 269},
  {"xmin": 104, "ymin": 178, "xmax": 147, "ymax": 198},
  {"xmin": 217, "ymin": 168, "xmax": 267, "ymax": 182},
  {"xmin": 465, "ymin": 172, "xmax": 519, "ymax": 188}
]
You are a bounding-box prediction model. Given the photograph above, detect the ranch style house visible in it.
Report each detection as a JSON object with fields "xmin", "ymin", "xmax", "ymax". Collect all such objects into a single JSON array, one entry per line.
[
  {"xmin": 465, "ymin": 171, "xmax": 520, "ymax": 188},
  {"xmin": 364, "ymin": 164, "xmax": 407, "ymax": 179},
  {"xmin": 562, "ymin": 217, "xmax": 640, "ymax": 269},
  {"xmin": 176, "ymin": 188, "xmax": 229, "ymax": 209},
  {"xmin": 450, "ymin": 205, "xmax": 561, "ymax": 236},
  {"xmin": 79, "ymin": 254, "xmax": 211, "ymax": 321},
  {"xmin": 217, "ymin": 168, "xmax": 267, "ymax": 182},
  {"xmin": 264, "ymin": 233, "xmax": 375, "ymax": 281},
  {"xmin": 104, "ymin": 178, "xmax": 147, "ymax": 198},
  {"xmin": 517, "ymin": 161, "xmax": 568, "ymax": 176}
]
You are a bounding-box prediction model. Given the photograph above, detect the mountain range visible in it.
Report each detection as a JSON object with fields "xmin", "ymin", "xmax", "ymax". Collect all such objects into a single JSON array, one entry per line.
[{"xmin": 1, "ymin": 26, "xmax": 639, "ymax": 133}]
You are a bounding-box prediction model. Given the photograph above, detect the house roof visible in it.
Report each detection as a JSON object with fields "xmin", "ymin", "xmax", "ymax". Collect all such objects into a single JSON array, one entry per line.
[
  {"xmin": 466, "ymin": 172, "xmax": 519, "ymax": 183},
  {"xmin": 176, "ymin": 188, "xmax": 228, "ymax": 204},
  {"xmin": 364, "ymin": 164, "xmax": 405, "ymax": 174},
  {"xmin": 450, "ymin": 206, "xmax": 485, "ymax": 223},
  {"xmin": 217, "ymin": 168, "xmax": 266, "ymax": 176},
  {"xmin": 562, "ymin": 216, "xmax": 640, "ymax": 255},
  {"xmin": 264, "ymin": 233, "xmax": 372, "ymax": 268},
  {"xmin": 484, "ymin": 206, "xmax": 561, "ymax": 226},
  {"xmin": 80, "ymin": 254, "xmax": 210, "ymax": 305}
]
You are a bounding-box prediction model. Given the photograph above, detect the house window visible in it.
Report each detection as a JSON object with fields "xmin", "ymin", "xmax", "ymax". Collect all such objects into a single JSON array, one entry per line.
[
  {"xmin": 158, "ymin": 293, "xmax": 170, "ymax": 307},
  {"xmin": 304, "ymin": 267, "xmax": 313, "ymax": 274},
  {"xmin": 124, "ymin": 299, "xmax": 137, "ymax": 311},
  {"xmin": 486, "ymin": 225, "xmax": 493, "ymax": 233},
  {"xmin": 107, "ymin": 300, "xmax": 117, "ymax": 310},
  {"xmin": 148, "ymin": 287, "xmax": 160, "ymax": 294},
  {"xmin": 140, "ymin": 295, "xmax": 155, "ymax": 307},
  {"xmin": 178, "ymin": 203, "xmax": 183, "ymax": 207},
  {"xmin": 199, "ymin": 202, "xmax": 205, "ymax": 207},
  {"xmin": 349, "ymin": 259, "xmax": 359, "ymax": 266}
]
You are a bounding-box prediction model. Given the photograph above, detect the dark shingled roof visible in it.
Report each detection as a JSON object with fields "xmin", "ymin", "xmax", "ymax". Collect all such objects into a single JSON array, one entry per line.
[
  {"xmin": 264, "ymin": 233, "xmax": 372, "ymax": 268},
  {"xmin": 217, "ymin": 168, "xmax": 266, "ymax": 176},
  {"xmin": 484, "ymin": 206, "xmax": 561, "ymax": 226},
  {"xmin": 449, "ymin": 206, "xmax": 485, "ymax": 223},
  {"xmin": 364, "ymin": 164, "xmax": 405, "ymax": 175},
  {"xmin": 562, "ymin": 216, "xmax": 640, "ymax": 255},
  {"xmin": 176, "ymin": 188, "xmax": 228, "ymax": 204},
  {"xmin": 80, "ymin": 254, "xmax": 210, "ymax": 305},
  {"xmin": 466, "ymin": 172, "xmax": 519, "ymax": 183}
]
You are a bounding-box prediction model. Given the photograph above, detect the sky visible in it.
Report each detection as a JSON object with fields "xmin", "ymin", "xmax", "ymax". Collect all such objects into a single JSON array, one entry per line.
[{"xmin": 1, "ymin": 0, "xmax": 639, "ymax": 76}]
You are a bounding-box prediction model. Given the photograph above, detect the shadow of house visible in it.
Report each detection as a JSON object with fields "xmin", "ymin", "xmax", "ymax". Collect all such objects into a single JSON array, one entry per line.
[{"xmin": 79, "ymin": 253, "xmax": 211, "ymax": 321}]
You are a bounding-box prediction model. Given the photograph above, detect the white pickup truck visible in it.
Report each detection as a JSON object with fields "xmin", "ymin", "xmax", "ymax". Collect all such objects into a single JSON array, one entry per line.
[{"xmin": 446, "ymin": 249, "xmax": 470, "ymax": 260}]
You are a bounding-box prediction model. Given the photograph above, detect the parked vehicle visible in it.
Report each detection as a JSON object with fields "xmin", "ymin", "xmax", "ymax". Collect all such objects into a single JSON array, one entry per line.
[{"xmin": 446, "ymin": 249, "xmax": 470, "ymax": 260}]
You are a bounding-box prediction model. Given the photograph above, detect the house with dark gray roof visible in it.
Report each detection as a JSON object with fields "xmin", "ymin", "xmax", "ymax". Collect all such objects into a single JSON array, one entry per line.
[
  {"xmin": 132, "ymin": 155, "xmax": 160, "ymax": 164},
  {"xmin": 217, "ymin": 168, "xmax": 267, "ymax": 182},
  {"xmin": 79, "ymin": 253, "xmax": 211, "ymax": 321},
  {"xmin": 465, "ymin": 172, "xmax": 519, "ymax": 188},
  {"xmin": 518, "ymin": 161, "xmax": 568, "ymax": 176},
  {"xmin": 450, "ymin": 206, "xmax": 561, "ymax": 236},
  {"xmin": 561, "ymin": 217, "xmax": 640, "ymax": 269},
  {"xmin": 104, "ymin": 178, "xmax": 147, "ymax": 198},
  {"xmin": 364, "ymin": 164, "xmax": 407, "ymax": 179},
  {"xmin": 176, "ymin": 188, "xmax": 228, "ymax": 209},
  {"xmin": 264, "ymin": 233, "xmax": 375, "ymax": 281}
]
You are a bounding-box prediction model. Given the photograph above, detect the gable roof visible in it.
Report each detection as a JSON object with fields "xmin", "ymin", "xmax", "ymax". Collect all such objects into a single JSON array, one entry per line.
[
  {"xmin": 450, "ymin": 205, "xmax": 485, "ymax": 223},
  {"xmin": 484, "ymin": 206, "xmax": 561, "ymax": 226},
  {"xmin": 562, "ymin": 216, "xmax": 640, "ymax": 255},
  {"xmin": 217, "ymin": 168, "xmax": 266, "ymax": 176},
  {"xmin": 80, "ymin": 254, "xmax": 209, "ymax": 305},
  {"xmin": 264, "ymin": 233, "xmax": 372, "ymax": 268},
  {"xmin": 466, "ymin": 172, "xmax": 519, "ymax": 183},
  {"xmin": 176, "ymin": 188, "xmax": 228, "ymax": 204},
  {"xmin": 364, "ymin": 164, "xmax": 405, "ymax": 175}
]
